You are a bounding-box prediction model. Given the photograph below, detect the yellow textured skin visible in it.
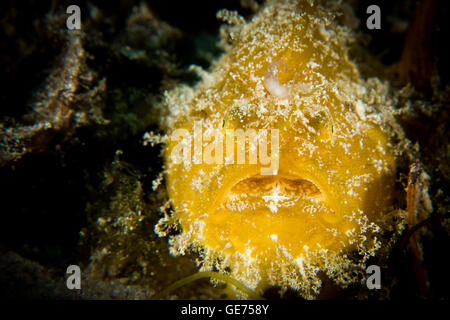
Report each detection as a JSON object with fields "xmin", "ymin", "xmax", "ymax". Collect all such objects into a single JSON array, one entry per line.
[{"xmin": 159, "ymin": 1, "xmax": 400, "ymax": 298}]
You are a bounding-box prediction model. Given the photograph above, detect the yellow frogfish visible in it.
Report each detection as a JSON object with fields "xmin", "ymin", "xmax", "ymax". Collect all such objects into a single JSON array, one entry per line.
[{"xmin": 156, "ymin": 0, "xmax": 409, "ymax": 298}]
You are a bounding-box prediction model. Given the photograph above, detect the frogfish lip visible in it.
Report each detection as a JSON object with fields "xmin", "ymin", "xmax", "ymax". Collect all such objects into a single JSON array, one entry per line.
[
  {"xmin": 229, "ymin": 174, "xmax": 322, "ymax": 199},
  {"xmin": 208, "ymin": 165, "xmax": 333, "ymax": 219}
]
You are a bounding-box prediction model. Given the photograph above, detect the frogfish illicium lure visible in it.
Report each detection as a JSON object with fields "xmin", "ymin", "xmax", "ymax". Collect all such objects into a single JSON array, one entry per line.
[{"xmin": 156, "ymin": 0, "xmax": 410, "ymax": 298}]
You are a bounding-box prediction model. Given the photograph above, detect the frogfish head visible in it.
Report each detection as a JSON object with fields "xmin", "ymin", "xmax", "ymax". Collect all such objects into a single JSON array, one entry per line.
[{"xmin": 159, "ymin": 0, "xmax": 404, "ymax": 298}]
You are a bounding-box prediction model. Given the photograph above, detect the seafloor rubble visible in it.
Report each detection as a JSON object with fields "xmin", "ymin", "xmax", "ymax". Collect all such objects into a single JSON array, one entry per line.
[{"xmin": 0, "ymin": 0, "xmax": 448, "ymax": 299}]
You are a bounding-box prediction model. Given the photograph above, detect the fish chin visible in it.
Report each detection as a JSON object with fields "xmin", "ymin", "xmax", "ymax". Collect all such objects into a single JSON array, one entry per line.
[{"xmin": 196, "ymin": 169, "xmax": 347, "ymax": 263}]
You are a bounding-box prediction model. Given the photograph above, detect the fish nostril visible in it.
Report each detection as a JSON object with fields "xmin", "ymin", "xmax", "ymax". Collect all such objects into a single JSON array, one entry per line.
[{"xmin": 230, "ymin": 175, "xmax": 322, "ymax": 198}]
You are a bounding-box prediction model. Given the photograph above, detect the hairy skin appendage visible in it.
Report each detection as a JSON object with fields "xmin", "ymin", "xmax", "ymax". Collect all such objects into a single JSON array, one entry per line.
[{"xmin": 156, "ymin": 0, "xmax": 421, "ymax": 299}]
